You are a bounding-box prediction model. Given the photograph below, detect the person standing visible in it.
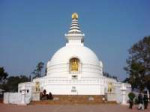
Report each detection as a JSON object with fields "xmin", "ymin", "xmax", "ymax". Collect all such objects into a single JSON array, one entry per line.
[
  {"xmin": 129, "ymin": 98, "xmax": 134, "ymax": 109},
  {"xmin": 138, "ymin": 93, "xmax": 144, "ymax": 110},
  {"xmin": 128, "ymin": 92, "xmax": 135, "ymax": 109},
  {"xmin": 143, "ymin": 91, "xmax": 148, "ymax": 109}
]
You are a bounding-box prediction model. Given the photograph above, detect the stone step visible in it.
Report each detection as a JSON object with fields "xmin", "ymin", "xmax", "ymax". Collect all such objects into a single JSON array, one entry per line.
[{"xmin": 31, "ymin": 95, "xmax": 117, "ymax": 105}]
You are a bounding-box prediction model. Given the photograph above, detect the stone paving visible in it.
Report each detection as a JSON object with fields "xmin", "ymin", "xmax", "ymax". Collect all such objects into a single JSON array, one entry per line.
[{"xmin": 0, "ymin": 103, "xmax": 149, "ymax": 112}]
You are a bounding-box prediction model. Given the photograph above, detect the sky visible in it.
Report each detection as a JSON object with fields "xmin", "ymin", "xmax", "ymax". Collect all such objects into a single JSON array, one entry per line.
[{"xmin": 0, "ymin": 0, "xmax": 150, "ymax": 81}]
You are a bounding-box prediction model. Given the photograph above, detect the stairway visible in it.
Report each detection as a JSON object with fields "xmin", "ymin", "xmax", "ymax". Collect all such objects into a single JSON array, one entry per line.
[{"xmin": 31, "ymin": 95, "xmax": 112, "ymax": 105}]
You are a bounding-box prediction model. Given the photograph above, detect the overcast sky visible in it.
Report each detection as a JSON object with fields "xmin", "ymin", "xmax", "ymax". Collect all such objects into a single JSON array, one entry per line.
[{"xmin": 0, "ymin": 0, "xmax": 150, "ymax": 81}]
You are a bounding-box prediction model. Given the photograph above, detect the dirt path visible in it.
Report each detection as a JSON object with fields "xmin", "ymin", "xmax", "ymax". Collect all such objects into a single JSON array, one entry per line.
[{"xmin": 0, "ymin": 103, "xmax": 149, "ymax": 112}]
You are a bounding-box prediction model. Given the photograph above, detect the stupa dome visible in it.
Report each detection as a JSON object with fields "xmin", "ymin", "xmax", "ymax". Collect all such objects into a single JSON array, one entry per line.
[
  {"xmin": 50, "ymin": 45, "xmax": 100, "ymax": 66},
  {"xmin": 46, "ymin": 13, "xmax": 102, "ymax": 78}
]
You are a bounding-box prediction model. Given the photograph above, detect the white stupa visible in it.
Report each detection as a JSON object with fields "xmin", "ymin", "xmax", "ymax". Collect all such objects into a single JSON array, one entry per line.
[
  {"xmin": 14, "ymin": 13, "xmax": 131, "ymax": 104},
  {"xmin": 32, "ymin": 13, "xmax": 104, "ymax": 95}
]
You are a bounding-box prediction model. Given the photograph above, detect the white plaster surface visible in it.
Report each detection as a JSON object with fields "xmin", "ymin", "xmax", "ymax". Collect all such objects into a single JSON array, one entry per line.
[{"xmin": 3, "ymin": 92, "xmax": 31, "ymax": 105}]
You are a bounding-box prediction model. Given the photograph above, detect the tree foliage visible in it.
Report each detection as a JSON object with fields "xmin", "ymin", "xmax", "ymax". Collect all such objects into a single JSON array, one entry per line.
[
  {"xmin": 32, "ymin": 62, "xmax": 44, "ymax": 79},
  {"xmin": 103, "ymin": 72, "xmax": 118, "ymax": 81},
  {"xmin": 0, "ymin": 67, "xmax": 30, "ymax": 92},
  {"xmin": 125, "ymin": 36, "xmax": 150, "ymax": 91},
  {"xmin": 0, "ymin": 67, "xmax": 8, "ymax": 84},
  {"xmin": 3, "ymin": 75, "xmax": 30, "ymax": 92}
]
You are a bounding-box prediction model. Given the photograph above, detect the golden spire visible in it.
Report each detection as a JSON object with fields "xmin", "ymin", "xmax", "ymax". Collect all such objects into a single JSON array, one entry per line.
[{"xmin": 72, "ymin": 13, "xmax": 78, "ymax": 19}]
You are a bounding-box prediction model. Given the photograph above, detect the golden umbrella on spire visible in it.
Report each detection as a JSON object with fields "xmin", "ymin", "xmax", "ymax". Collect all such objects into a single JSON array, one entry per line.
[{"xmin": 72, "ymin": 13, "xmax": 78, "ymax": 19}]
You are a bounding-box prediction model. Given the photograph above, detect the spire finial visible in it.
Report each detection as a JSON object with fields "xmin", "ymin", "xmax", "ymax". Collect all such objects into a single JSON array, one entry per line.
[
  {"xmin": 65, "ymin": 13, "xmax": 84, "ymax": 45},
  {"xmin": 72, "ymin": 13, "xmax": 78, "ymax": 19}
]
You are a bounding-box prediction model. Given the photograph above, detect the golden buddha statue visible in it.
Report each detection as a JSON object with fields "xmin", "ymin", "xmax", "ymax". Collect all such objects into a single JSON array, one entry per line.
[
  {"xmin": 108, "ymin": 82, "xmax": 113, "ymax": 93},
  {"xmin": 35, "ymin": 81, "xmax": 40, "ymax": 92},
  {"xmin": 71, "ymin": 58, "xmax": 78, "ymax": 71}
]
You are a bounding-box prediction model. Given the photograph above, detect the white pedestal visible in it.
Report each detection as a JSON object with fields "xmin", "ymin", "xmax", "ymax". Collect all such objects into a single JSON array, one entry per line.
[
  {"xmin": 120, "ymin": 84, "xmax": 127, "ymax": 105},
  {"xmin": 32, "ymin": 92, "xmax": 40, "ymax": 101},
  {"xmin": 19, "ymin": 89, "xmax": 27, "ymax": 105},
  {"xmin": 106, "ymin": 92, "xmax": 116, "ymax": 101}
]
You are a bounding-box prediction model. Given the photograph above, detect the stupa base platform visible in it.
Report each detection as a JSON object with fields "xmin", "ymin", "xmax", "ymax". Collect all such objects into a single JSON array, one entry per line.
[{"xmin": 30, "ymin": 95, "xmax": 117, "ymax": 105}]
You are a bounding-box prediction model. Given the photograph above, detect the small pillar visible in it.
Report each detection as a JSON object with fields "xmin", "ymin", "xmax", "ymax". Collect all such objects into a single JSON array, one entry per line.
[
  {"xmin": 19, "ymin": 86, "xmax": 27, "ymax": 105},
  {"xmin": 120, "ymin": 83, "xmax": 127, "ymax": 105}
]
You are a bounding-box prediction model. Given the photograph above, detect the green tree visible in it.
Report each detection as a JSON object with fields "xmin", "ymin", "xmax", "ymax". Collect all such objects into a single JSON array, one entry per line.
[
  {"xmin": 124, "ymin": 36, "xmax": 150, "ymax": 91},
  {"xmin": 32, "ymin": 62, "xmax": 44, "ymax": 79},
  {"xmin": 103, "ymin": 72, "xmax": 118, "ymax": 81},
  {"xmin": 0, "ymin": 67, "xmax": 8, "ymax": 84},
  {"xmin": 5, "ymin": 75, "xmax": 29, "ymax": 92}
]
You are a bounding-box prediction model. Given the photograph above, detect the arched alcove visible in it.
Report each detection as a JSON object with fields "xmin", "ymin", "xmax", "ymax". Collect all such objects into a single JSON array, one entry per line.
[{"xmin": 69, "ymin": 58, "xmax": 80, "ymax": 73}]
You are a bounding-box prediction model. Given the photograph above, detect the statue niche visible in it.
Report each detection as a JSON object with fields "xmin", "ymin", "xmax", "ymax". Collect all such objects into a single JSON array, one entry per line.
[
  {"xmin": 70, "ymin": 58, "xmax": 79, "ymax": 72},
  {"xmin": 35, "ymin": 81, "xmax": 40, "ymax": 92},
  {"xmin": 108, "ymin": 82, "xmax": 113, "ymax": 93}
]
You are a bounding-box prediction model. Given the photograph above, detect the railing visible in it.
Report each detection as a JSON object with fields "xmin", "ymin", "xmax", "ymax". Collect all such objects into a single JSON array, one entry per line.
[{"xmin": 40, "ymin": 78, "xmax": 105, "ymax": 87}]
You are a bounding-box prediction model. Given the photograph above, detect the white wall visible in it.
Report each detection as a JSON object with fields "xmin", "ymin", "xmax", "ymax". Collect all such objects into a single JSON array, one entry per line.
[
  {"xmin": 40, "ymin": 79, "xmax": 104, "ymax": 95},
  {"xmin": 3, "ymin": 82, "xmax": 33, "ymax": 105},
  {"xmin": 3, "ymin": 92, "xmax": 31, "ymax": 105},
  {"xmin": 4, "ymin": 93, "xmax": 21, "ymax": 104}
]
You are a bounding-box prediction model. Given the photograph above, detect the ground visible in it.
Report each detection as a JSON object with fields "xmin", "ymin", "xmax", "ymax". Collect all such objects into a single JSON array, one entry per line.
[{"xmin": 0, "ymin": 104, "xmax": 149, "ymax": 112}]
